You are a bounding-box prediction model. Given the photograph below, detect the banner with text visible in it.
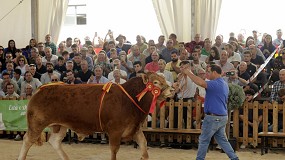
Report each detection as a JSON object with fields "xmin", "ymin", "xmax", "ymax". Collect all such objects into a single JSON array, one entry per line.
[{"xmin": 0, "ymin": 100, "xmax": 28, "ymax": 131}]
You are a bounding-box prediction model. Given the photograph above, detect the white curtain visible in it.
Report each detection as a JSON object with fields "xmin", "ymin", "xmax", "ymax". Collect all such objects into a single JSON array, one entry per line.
[
  {"xmin": 0, "ymin": 0, "xmax": 31, "ymax": 48},
  {"xmin": 38, "ymin": 0, "xmax": 68, "ymax": 44},
  {"xmin": 152, "ymin": 0, "xmax": 192, "ymax": 42},
  {"xmin": 196, "ymin": 0, "xmax": 222, "ymax": 41}
]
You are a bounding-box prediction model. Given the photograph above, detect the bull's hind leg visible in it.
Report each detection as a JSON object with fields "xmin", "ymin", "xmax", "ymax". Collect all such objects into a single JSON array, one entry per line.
[
  {"xmin": 108, "ymin": 132, "xmax": 122, "ymax": 160},
  {"xmin": 18, "ymin": 129, "xmax": 44, "ymax": 160},
  {"xmin": 48, "ymin": 125, "xmax": 69, "ymax": 160},
  {"xmin": 133, "ymin": 128, "xmax": 149, "ymax": 160}
]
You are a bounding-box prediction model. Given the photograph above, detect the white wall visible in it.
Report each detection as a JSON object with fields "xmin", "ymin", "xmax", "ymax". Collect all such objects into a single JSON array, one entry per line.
[
  {"xmin": 58, "ymin": 0, "xmax": 162, "ymax": 44},
  {"xmin": 0, "ymin": 0, "xmax": 31, "ymax": 48}
]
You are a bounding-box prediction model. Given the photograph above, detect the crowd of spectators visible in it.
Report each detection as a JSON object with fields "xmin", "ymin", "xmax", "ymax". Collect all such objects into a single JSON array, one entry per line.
[{"xmin": 0, "ymin": 29, "xmax": 285, "ymax": 143}]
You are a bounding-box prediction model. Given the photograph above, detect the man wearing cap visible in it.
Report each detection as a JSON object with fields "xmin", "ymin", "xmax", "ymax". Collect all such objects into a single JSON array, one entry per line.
[
  {"xmin": 116, "ymin": 34, "xmax": 131, "ymax": 54},
  {"xmin": 273, "ymin": 29, "xmax": 283, "ymax": 46}
]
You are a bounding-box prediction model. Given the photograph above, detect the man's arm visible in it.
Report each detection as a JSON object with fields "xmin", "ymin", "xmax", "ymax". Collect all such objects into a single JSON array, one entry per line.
[{"xmin": 184, "ymin": 69, "xmax": 207, "ymax": 88}]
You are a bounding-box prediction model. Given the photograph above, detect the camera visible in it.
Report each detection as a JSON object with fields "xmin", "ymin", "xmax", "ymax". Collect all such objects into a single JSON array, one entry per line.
[{"xmin": 226, "ymin": 71, "xmax": 235, "ymax": 76}]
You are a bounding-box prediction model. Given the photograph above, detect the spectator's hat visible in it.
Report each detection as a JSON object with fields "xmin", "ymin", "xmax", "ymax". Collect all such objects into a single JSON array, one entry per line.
[{"xmin": 116, "ymin": 34, "xmax": 126, "ymax": 41}]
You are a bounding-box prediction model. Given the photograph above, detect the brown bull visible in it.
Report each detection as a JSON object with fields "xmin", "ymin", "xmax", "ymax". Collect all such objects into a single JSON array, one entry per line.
[{"xmin": 18, "ymin": 72, "xmax": 173, "ymax": 160}]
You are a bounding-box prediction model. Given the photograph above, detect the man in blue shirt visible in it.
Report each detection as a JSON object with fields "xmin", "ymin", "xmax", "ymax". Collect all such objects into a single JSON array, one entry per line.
[{"xmin": 180, "ymin": 64, "xmax": 239, "ymax": 160}]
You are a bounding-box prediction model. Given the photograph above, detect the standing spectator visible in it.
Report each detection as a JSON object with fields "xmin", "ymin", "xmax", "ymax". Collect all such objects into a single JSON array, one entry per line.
[
  {"xmin": 180, "ymin": 64, "xmax": 238, "ymax": 160},
  {"xmin": 44, "ymin": 34, "xmax": 57, "ymax": 55}
]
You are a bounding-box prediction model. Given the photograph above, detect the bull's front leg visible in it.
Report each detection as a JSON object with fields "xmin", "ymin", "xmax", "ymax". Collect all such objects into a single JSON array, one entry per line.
[{"xmin": 133, "ymin": 128, "xmax": 149, "ymax": 160}]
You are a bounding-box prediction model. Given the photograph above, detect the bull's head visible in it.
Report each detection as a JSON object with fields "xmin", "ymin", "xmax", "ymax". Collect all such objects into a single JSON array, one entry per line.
[{"xmin": 142, "ymin": 72, "xmax": 174, "ymax": 99}]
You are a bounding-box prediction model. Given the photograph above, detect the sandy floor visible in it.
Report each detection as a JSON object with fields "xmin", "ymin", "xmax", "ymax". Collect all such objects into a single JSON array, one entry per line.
[{"xmin": 2, "ymin": 139, "xmax": 285, "ymax": 160}]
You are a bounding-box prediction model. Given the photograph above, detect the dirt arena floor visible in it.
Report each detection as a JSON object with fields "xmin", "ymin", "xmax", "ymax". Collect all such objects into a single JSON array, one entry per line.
[{"xmin": 2, "ymin": 139, "xmax": 285, "ymax": 160}]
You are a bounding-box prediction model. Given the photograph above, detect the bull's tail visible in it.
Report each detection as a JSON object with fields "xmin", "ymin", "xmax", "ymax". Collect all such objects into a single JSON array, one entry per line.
[{"xmin": 34, "ymin": 132, "xmax": 46, "ymax": 146}]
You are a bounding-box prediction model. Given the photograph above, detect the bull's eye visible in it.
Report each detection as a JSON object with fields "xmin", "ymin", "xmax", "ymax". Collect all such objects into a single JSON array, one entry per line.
[{"xmin": 153, "ymin": 81, "xmax": 159, "ymax": 84}]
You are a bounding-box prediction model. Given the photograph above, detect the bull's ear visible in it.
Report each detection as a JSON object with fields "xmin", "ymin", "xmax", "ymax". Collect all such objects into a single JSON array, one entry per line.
[{"xmin": 141, "ymin": 74, "xmax": 148, "ymax": 84}]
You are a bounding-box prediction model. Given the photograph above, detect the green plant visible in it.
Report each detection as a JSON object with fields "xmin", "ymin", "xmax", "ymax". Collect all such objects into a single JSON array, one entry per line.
[{"xmin": 228, "ymin": 83, "xmax": 245, "ymax": 110}]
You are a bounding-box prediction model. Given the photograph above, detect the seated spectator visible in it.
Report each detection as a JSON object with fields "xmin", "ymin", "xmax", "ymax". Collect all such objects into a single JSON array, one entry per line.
[
  {"xmin": 129, "ymin": 61, "xmax": 143, "ymax": 79},
  {"xmin": 35, "ymin": 56, "xmax": 47, "ymax": 74},
  {"xmin": 72, "ymin": 53, "xmax": 82, "ymax": 75},
  {"xmin": 28, "ymin": 64, "xmax": 41, "ymax": 80},
  {"xmin": 165, "ymin": 50, "xmax": 181, "ymax": 82},
  {"xmin": 106, "ymin": 41, "xmax": 121, "ymax": 58},
  {"xmin": 80, "ymin": 47, "xmax": 94, "ymax": 71},
  {"xmin": 249, "ymin": 44, "xmax": 264, "ymax": 67},
  {"xmin": 128, "ymin": 44, "xmax": 146, "ymax": 68},
  {"xmin": 94, "ymin": 50, "xmax": 112, "ymax": 78},
  {"xmin": 20, "ymin": 84, "xmax": 33, "ymax": 100},
  {"xmin": 0, "ymin": 72, "xmax": 19, "ymax": 94},
  {"xmin": 142, "ymin": 39, "xmax": 156, "ymax": 57},
  {"xmin": 190, "ymin": 50, "xmax": 207, "ymax": 75},
  {"xmin": 161, "ymin": 39, "xmax": 178, "ymax": 63},
  {"xmin": 65, "ymin": 70, "xmax": 82, "ymax": 84},
  {"xmin": 12, "ymin": 68, "xmax": 24, "ymax": 89},
  {"xmin": 238, "ymin": 61, "xmax": 250, "ymax": 81},
  {"xmin": 1, "ymin": 61, "xmax": 14, "ymax": 78},
  {"xmin": 4, "ymin": 82, "xmax": 20, "ymax": 99},
  {"xmin": 200, "ymin": 38, "xmax": 212, "ymax": 56},
  {"xmin": 243, "ymin": 51, "xmax": 257, "ymax": 77},
  {"xmin": 108, "ymin": 59, "xmax": 127, "ymax": 80},
  {"xmin": 144, "ymin": 51, "xmax": 160, "ymax": 73},
  {"xmin": 225, "ymin": 43, "xmax": 241, "ymax": 68},
  {"xmin": 115, "ymin": 34, "xmax": 132, "ymax": 54},
  {"xmin": 260, "ymin": 34, "xmax": 276, "ymax": 58},
  {"xmin": 20, "ymin": 71, "xmax": 42, "ymax": 95},
  {"xmin": 15, "ymin": 55, "xmax": 29, "ymax": 75},
  {"xmin": 270, "ymin": 69, "xmax": 285, "ymax": 103},
  {"xmin": 206, "ymin": 46, "xmax": 220, "ymax": 64},
  {"xmin": 42, "ymin": 47, "xmax": 58, "ymax": 66},
  {"xmin": 50, "ymin": 74, "xmax": 60, "ymax": 83},
  {"xmin": 157, "ymin": 59, "xmax": 174, "ymax": 84},
  {"xmin": 119, "ymin": 51, "xmax": 133, "ymax": 77},
  {"xmin": 40, "ymin": 62, "xmax": 61, "ymax": 84},
  {"xmin": 155, "ymin": 35, "xmax": 166, "ymax": 54},
  {"xmin": 87, "ymin": 65, "xmax": 109, "ymax": 84},
  {"xmin": 77, "ymin": 60, "xmax": 92, "ymax": 83},
  {"xmin": 54, "ymin": 56, "xmax": 67, "ymax": 74},
  {"xmin": 214, "ymin": 50, "xmax": 235, "ymax": 76},
  {"xmin": 111, "ymin": 69, "xmax": 126, "ymax": 84}
]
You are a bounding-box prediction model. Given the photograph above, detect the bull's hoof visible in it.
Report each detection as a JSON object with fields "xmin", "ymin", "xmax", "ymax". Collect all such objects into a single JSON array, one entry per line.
[{"xmin": 140, "ymin": 157, "xmax": 149, "ymax": 160}]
